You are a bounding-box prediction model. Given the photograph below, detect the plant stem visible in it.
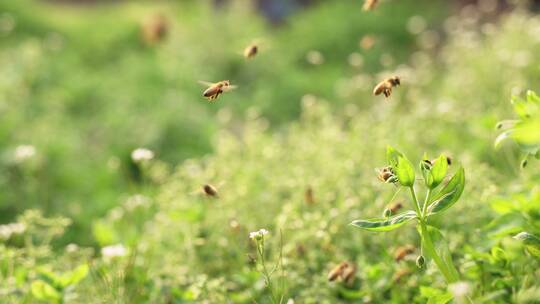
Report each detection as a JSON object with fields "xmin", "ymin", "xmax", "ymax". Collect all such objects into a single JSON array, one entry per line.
[
  {"xmin": 257, "ymin": 240, "xmax": 278, "ymax": 304},
  {"xmin": 421, "ymin": 188, "xmax": 432, "ymax": 219},
  {"xmin": 409, "ymin": 186, "xmax": 423, "ymax": 218}
]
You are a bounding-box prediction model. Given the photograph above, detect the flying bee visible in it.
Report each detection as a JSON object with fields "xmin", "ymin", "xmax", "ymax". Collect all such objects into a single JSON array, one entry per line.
[
  {"xmin": 392, "ymin": 268, "xmax": 411, "ymax": 283},
  {"xmin": 243, "ymin": 44, "xmax": 258, "ymax": 59},
  {"xmin": 327, "ymin": 262, "xmax": 348, "ymax": 282},
  {"xmin": 141, "ymin": 14, "xmax": 168, "ymax": 45},
  {"xmin": 198, "ymin": 80, "xmax": 237, "ymax": 101},
  {"xmin": 387, "ymin": 201, "xmax": 403, "ymax": 214},
  {"xmin": 203, "ymin": 184, "xmax": 219, "ymax": 197},
  {"xmin": 341, "ymin": 263, "xmax": 357, "ymax": 286},
  {"xmin": 363, "ymin": 0, "xmax": 379, "ymax": 11},
  {"xmin": 394, "ymin": 244, "xmax": 415, "ymax": 262},
  {"xmin": 373, "ymin": 76, "xmax": 401, "ymax": 98}
]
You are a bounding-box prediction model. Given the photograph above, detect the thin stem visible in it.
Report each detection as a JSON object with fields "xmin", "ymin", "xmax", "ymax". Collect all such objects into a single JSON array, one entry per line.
[
  {"xmin": 421, "ymin": 188, "xmax": 432, "ymax": 219},
  {"xmin": 409, "ymin": 186, "xmax": 422, "ymax": 217},
  {"xmin": 257, "ymin": 240, "xmax": 278, "ymax": 304}
]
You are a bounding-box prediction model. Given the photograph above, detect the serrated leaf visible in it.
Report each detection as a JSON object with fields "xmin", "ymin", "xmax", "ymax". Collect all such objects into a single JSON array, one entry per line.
[
  {"xmin": 396, "ymin": 156, "xmax": 415, "ymax": 187},
  {"xmin": 351, "ymin": 211, "xmax": 416, "ymax": 232},
  {"xmin": 428, "ymin": 167, "xmax": 465, "ymax": 215},
  {"xmin": 430, "ymin": 155, "xmax": 448, "ymax": 188}
]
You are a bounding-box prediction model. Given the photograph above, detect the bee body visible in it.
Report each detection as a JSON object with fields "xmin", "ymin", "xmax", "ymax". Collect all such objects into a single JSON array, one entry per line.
[
  {"xmin": 203, "ymin": 184, "xmax": 219, "ymax": 197},
  {"xmin": 363, "ymin": 0, "xmax": 379, "ymax": 11},
  {"xmin": 243, "ymin": 45, "xmax": 258, "ymax": 59},
  {"xmin": 200, "ymin": 80, "xmax": 235, "ymax": 101},
  {"xmin": 373, "ymin": 76, "xmax": 400, "ymax": 98}
]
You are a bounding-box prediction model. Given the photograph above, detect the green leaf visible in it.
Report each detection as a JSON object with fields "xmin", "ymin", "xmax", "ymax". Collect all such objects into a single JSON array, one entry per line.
[
  {"xmin": 351, "ymin": 211, "xmax": 417, "ymax": 232},
  {"xmin": 514, "ymin": 232, "xmax": 540, "ymax": 258},
  {"xmin": 494, "ymin": 130, "xmax": 513, "ymax": 149},
  {"xmin": 430, "ymin": 155, "xmax": 448, "ymax": 188},
  {"xmin": 427, "ymin": 167, "xmax": 465, "ymax": 215},
  {"xmin": 396, "ymin": 156, "xmax": 415, "ymax": 187},
  {"xmin": 386, "ymin": 146, "xmax": 404, "ymax": 167},
  {"xmin": 59, "ymin": 264, "xmax": 89, "ymax": 287},
  {"xmin": 31, "ymin": 280, "xmax": 61, "ymax": 302},
  {"xmin": 427, "ymin": 294, "xmax": 453, "ymax": 304}
]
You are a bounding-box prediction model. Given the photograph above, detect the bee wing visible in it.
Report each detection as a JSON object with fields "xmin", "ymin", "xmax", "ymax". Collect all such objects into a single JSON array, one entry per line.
[
  {"xmin": 222, "ymin": 85, "xmax": 238, "ymax": 92},
  {"xmin": 198, "ymin": 80, "xmax": 215, "ymax": 87}
]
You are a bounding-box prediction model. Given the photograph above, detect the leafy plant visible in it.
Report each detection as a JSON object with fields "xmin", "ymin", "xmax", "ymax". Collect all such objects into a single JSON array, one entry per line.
[
  {"xmin": 351, "ymin": 146, "xmax": 466, "ymax": 289},
  {"xmin": 495, "ymin": 90, "xmax": 540, "ymax": 168}
]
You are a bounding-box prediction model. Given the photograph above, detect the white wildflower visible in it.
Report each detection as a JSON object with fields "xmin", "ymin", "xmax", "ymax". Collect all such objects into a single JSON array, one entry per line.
[
  {"xmin": 0, "ymin": 223, "xmax": 26, "ymax": 239},
  {"xmin": 101, "ymin": 244, "xmax": 127, "ymax": 259},
  {"xmin": 66, "ymin": 243, "xmax": 79, "ymax": 253},
  {"xmin": 131, "ymin": 148, "xmax": 154, "ymax": 163},
  {"xmin": 306, "ymin": 50, "xmax": 324, "ymax": 65},
  {"xmin": 449, "ymin": 281, "xmax": 471, "ymax": 302},
  {"xmin": 249, "ymin": 229, "xmax": 269, "ymax": 241},
  {"xmin": 14, "ymin": 145, "xmax": 36, "ymax": 163}
]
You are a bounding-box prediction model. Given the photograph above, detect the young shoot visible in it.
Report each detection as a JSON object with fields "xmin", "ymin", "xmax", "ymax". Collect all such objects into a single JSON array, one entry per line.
[{"xmin": 351, "ymin": 146, "xmax": 467, "ymax": 294}]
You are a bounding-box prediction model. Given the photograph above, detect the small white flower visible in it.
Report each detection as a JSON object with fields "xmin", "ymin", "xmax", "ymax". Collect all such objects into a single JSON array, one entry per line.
[
  {"xmin": 14, "ymin": 145, "xmax": 36, "ymax": 163},
  {"xmin": 66, "ymin": 243, "xmax": 79, "ymax": 253},
  {"xmin": 249, "ymin": 228, "xmax": 269, "ymax": 240},
  {"xmin": 101, "ymin": 244, "xmax": 127, "ymax": 259},
  {"xmin": 131, "ymin": 148, "xmax": 154, "ymax": 163},
  {"xmin": 0, "ymin": 223, "xmax": 26, "ymax": 240},
  {"xmin": 449, "ymin": 281, "xmax": 471, "ymax": 300}
]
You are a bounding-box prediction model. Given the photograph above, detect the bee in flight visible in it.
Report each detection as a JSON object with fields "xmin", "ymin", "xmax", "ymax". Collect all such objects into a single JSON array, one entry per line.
[
  {"xmin": 243, "ymin": 44, "xmax": 258, "ymax": 59},
  {"xmin": 373, "ymin": 76, "xmax": 400, "ymax": 98},
  {"xmin": 198, "ymin": 80, "xmax": 237, "ymax": 101},
  {"xmin": 363, "ymin": 0, "xmax": 379, "ymax": 11}
]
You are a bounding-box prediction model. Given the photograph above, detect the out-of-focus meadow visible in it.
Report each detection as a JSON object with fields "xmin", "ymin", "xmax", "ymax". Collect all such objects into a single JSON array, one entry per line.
[{"xmin": 1, "ymin": 0, "xmax": 540, "ymax": 303}]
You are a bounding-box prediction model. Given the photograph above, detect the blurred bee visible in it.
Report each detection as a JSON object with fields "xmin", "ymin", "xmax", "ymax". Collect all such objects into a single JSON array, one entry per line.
[
  {"xmin": 141, "ymin": 14, "xmax": 168, "ymax": 45},
  {"xmin": 243, "ymin": 44, "xmax": 258, "ymax": 59},
  {"xmin": 377, "ymin": 167, "xmax": 397, "ymax": 183},
  {"xmin": 341, "ymin": 263, "xmax": 357, "ymax": 286},
  {"xmin": 198, "ymin": 80, "xmax": 237, "ymax": 101},
  {"xmin": 363, "ymin": 0, "xmax": 379, "ymax": 11},
  {"xmin": 328, "ymin": 261, "xmax": 357, "ymax": 286},
  {"xmin": 392, "ymin": 268, "xmax": 411, "ymax": 283},
  {"xmin": 373, "ymin": 76, "xmax": 401, "ymax": 98},
  {"xmin": 203, "ymin": 184, "xmax": 219, "ymax": 197},
  {"xmin": 305, "ymin": 186, "xmax": 315, "ymax": 205},
  {"xmin": 387, "ymin": 201, "xmax": 403, "ymax": 214},
  {"xmin": 327, "ymin": 262, "xmax": 348, "ymax": 282},
  {"xmin": 394, "ymin": 244, "xmax": 415, "ymax": 262},
  {"xmin": 359, "ymin": 35, "xmax": 376, "ymax": 50}
]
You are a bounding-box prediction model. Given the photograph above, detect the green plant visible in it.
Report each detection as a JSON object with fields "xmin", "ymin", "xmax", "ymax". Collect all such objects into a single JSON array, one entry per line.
[
  {"xmin": 351, "ymin": 146, "xmax": 466, "ymax": 288},
  {"xmin": 495, "ymin": 90, "xmax": 540, "ymax": 168},
  {"xmin": 249, "ymin": 229, "xmax": 286, "ymax": 304}
]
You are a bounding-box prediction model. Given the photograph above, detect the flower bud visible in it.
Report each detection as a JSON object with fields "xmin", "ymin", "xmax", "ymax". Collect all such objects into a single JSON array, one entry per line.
[{"xmin": 416, "ymin": 255, "xmax": 425, "ymax": 268}]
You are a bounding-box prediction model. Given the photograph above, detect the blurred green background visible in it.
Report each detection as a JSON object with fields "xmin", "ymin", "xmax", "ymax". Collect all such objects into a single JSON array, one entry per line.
[
  {"xmin": 1, "ymin": 0, "xmax": 540, "ymax": 303},
  {"xmin": 0, "ymin": 0, "xmax": 449, "ymax": 244}
]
